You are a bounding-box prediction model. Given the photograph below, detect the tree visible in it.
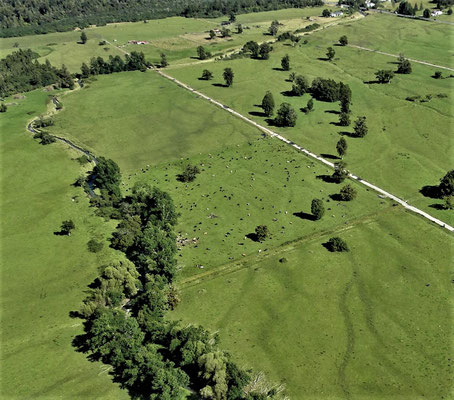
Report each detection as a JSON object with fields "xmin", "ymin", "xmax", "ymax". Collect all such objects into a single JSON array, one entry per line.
[
  {"xmin": 201, "ymin": 69, "xmax": 213, "ymax": 80},
  {"xmin": 281, "ymin": 54, "xmax": 290, "ymax": 71},
  {"xmin": 326, "ymin": 46, "xmax": 335, "ymax": 61},
  {"xmin": 332, "ymin": 161, "xmax": 349, "ymax": 183},
  {"xmin": 229, "ymin": 12, "xmax": 236, "ymax": 23},
  {"xmin": 57, "ymin": 64, "xmax": 74, "ymax": 89},
  {"xmin": 306, "ymin": 98, "xmax": 314, "ymax": 112},
  {"xmin": 0, "ymin": 103, "xmax": 7, "ymax": 113},
  {"xmin": 439, "ymin": 170, "xmax": 454, "ymax": 196},
  {"xmin": 61, "ymin": 220, "xmax": 75, "ymax": 235},
  {"xmin": 80, "ymin": 62, "xmax": 90, "ymax": 78},
  {"xmin": 160, "ymin": 53, "xmax": 168, "ymax": 67},
  {"xmin": 80, "ymin": 31, "xmax": 87, "ymax": 44},
  {"xmin": 209, "ymin": 30, "xmax": 216, "ymax": 39},
  {"xmin": 339, "ymin": 112, "xmax": 350, "ymax": 126},
  {"xmin": 292, "ymin": 75, "xmax": 309, "ymax": 96},
  {"xmin": 197, "ymin": 46, "xmax": 209, "ymax": 60},
  {"xmin": 336, "ymin": 137, "xmax": 347, "ymax": 158},
  {"xmin": 339, "ymin": 35, "xmax": 348, "ymax": 46},
  {"xmin": 423, "ymin": 8, "xmax": 431, "ymax": 17},
  {"xmin": 444, "ymin": 195, "xmax": 454, "ymax": 210},
  {"xmin": 259, "ymin": 43, "xmax": 272, "ymax": 60},
  {"xmin": 223, "ymin": 68, "xmax": 234, "ymax": 87},
  {"xmin": 288, "ymin": 72, "xmax": 296, "ymax": 82},
  {"xmin": 310, "ymin": 77, "xmax": 341, "ymax": 102},
  {"xmin": 261, "ymin": 91, "xmax": 275, "ymax": 117},
  {"xmin": 322, "ymin": 9, "xmax": 331, "ymax": 17},
  {"xmin": 243, "ymin": 41, "xmax": 259, "ymax": 58},
  {"xmin": 177, "ymin": 164, "xmax": 200, "ymax": 182},
  {"xmin": 255, "ymin": 225, "xmax": 269, "ymax": 241},
  {"xmin": 375, "ymin": 69, "xmax": 394, "ymax": 83},
  {"xmin": 237, "ymin": 24, "xmax": 243, "ymax": 34},
  {"xmin": 326, "ymin": 237, "xmax": 349, "ymax": 252},
  {"xmin": 339, "ymin": 184, "xmax": 357, "ymax": 201},
  {"xmin": 275, "ymin": 103, "xmax": 297, "ymax": 127},
  {"xmin": 269, "ymin": 23, "xmax": 278, "ymax": 36},
  {"xmin": 340, "ymin": 98, "xmax": 350, "ymax": 114},
  {"xmin": 397, "ymin": 55, "xmax": 412, "ymax": 74},
  {"xmin": 221, "ymin": 27, "xmax": 231, "ymax": 37},
  {"xmin": 397, "ymin": 1, "xmax": 416, "ymax": 15},
  {"xmin": 448, "ymin": 8, "xmax": 453, "ymax": 15},
  {"xmin": 311, "ymin": 199, "xmax": 325, "ymax": 220},
  {"xmin": 353, "ymin": 116, "xmax": 368, "ymax": 138},
  {"xmin": 92, "ymin": 157, "xmax": 122, "ymax": 198}
]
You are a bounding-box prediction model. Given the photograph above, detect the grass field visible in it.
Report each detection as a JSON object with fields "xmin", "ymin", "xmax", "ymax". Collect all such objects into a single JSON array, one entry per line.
[
  {"xmin": 130, "ymin": 137, "xmax": 391, "ymax": 278},
  {"xmin": 0, "ymin": 91, "xmax": 127, "ymax": 398},
  {"xmin": 48, "ymin": 71, "xmax": 263, "ymax": 171},
  {"xmin": 173, "ymin": 208, "xmax": 453, "ymax": 398},
  {"xmin": 165, "ymin": 22, "xmax": 453, "ymax": 225}
]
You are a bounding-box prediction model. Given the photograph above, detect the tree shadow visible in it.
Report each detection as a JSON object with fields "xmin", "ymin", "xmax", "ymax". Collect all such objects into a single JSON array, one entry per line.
[
  {"xmin": 333, "ymin": 43, "xmax": 344, "ymax": 47},
  {"xmin": 265, "ymin": 118, "xmax": 277, "ymax": 127},
  {"xmin": 338, "ymin": 131, "xmax": 355, "ymax": 137},
  {"xmin": 363, "ymin": 80, "xmax": 380, "ymax": 84},
  {"xmin": 321, "ymin": 241, "xmax": 335, "ymax": 252},
  {"xmin": 272, "ymin": 67, "xmax": 285, "ymax": 71},
  {"xmin": 317, "ymin": 57, "xmax": 330, "ymax": 61},
  {"xmin": 316, "ymin": 174, "xmax": 338, "ymax": 183},
  {"xmin": 53, "ymin": 230, "xmax": 66, "ymax": 236},
  {"xmin": 329, "ymin": 193, "xmax": 343, "ymax": 201},
  {"xmin": 428, "ymin": 203, "xmax": 446, "ymax": 210},
  {"xmin": 330, "ymin": 121, "xmax": 342, "ymax": 126},
  {"xmin": 212, "ymin": 83, "xmax": 228, "ymax": 88},
  {"xmin": 280, "ymin": 90, "xmax": 298, "ymax": 97},
  {"xmin": 249, "ymin": 111, "xmax": 268, "ymax": 117},
  {"xmin": 325, "ymin": 110, "xmax": 340, "ymax": 115},
  {"xmin": 246, "ymin": 232, "xmax": 259, "ymax": 242},
  {"xmin": 320, "ymin": 153, "xmax": 339, "ymax": 160},
  {"xmin": 420, "ymin": 185, "xmax": 441, "ymax": 199},
  {"xmin": 293, "ymin": 211, "xmax": 315, "ymax": 221}
]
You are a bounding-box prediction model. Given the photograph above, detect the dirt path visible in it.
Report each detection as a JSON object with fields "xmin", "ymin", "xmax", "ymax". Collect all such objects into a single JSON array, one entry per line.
[
  {"xmin": 348, "ymin": 44, "xmax": 454, "ymax": 71},
  {"xmin": 155, "ymin": 69, "xmax": 454, "ymax": 234}
]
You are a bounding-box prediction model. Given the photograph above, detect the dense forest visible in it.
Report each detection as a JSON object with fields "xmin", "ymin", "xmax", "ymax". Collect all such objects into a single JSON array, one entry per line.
[{"xmin": 0, "ymin": 0, "xmax": 323, "ymax": 37}]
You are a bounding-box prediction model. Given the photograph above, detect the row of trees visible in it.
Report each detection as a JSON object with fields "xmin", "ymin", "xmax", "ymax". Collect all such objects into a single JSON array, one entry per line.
[
  {"xmin": 79, "ymin": 52, "xmax": 149, "ymax": 78},
  {"xmin": 76, "ymin": 159, "xmax": 283, "ymax": 398},
  {"xmin": 0, "ymin": 0, "xmax": 324, "ymax": 37},
  {"xmin": 242, "ymin": 41, "xmax": 273, "ymax": 60},
  {"xmin": 0, "ymin": 49, "xmax": 74, "ymax": 97}
]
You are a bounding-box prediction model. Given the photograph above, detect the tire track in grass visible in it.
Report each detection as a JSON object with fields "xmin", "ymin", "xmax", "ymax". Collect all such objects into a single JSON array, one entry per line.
[{"xmin": 337, "ymin": 272, "xmax": 355, "ymax": 400}]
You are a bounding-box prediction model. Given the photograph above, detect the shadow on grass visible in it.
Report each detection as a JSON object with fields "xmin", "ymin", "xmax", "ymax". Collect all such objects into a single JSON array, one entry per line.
[
  {"xmin": 420, "ymin": 185, "xmax": 441, "ymax": 199},
  {"xmin": 325, "ymin": 110, "xmax": 340, "ymax": 115},
  {"xmin": 320, "ymin": 153, "xmax": 339, "ymax": 160},
  {"xmin": 317, "ymin": 57, "xmax": 330, "ymax": 61},
  {"xmin": 212, "ymin": 83, "xmax": 228, "ymax": 88},
  {"xmin": 272, "ymin": 67, "xmax": 286, "ymax": 71},
  {"xmin": 316, "ymin": 174, "xmax": 338, "ymax": 183},
  {"xmin": 293, "ymin": 211, "xmax": 315, "ymax": 221},
  {"xmin": 329, "ymin": 193, "xmax": 344, "ymax": 201},
  {"xmin": 249, "ymin": 110, "xmax": 268, "ymax": 117},
  {"xmin": 321, "ymin": 241, "xmax": 334, "ymax": 252},
  {"xmin": 429, "ymin": 203, "xmax": 446, "ymax": 210},
  {"xmin": 246, "ymin": 232, "xmax": 259, "ymax": 242},
  {"xmin": 363, "ymin": 80, "xmax": 381, "ymax": 84}
]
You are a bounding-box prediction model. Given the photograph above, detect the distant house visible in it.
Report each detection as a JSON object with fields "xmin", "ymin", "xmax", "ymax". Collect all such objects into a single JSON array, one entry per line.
[
  {"xmin": 365, "ymin": 0, "xmax": 375, "ymax": 7},
  {"xmin": 340, "ymin": 4, "xmax": 350, "ymax": 8},
  {"xmin": 431, "ymin": 10, "xmax": 443, "ymax": 16},
  {"xmin": 330, "ymin": 11, "xmax": 344, "ymax": 17},
  {"xmin": 212, "ymin": 29, "xmax": 223, "ymax": 37}
]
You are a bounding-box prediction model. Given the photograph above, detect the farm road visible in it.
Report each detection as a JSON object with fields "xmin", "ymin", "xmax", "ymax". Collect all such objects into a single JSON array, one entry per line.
[
  {"xmin": 104, "ymin": 30, "xmax": 454, "ymax": 233},
  {"xmin": 155, "ymin": 69, "xmax": 454, "ymax": 233},
  {"xmin": 348, "ymin": 44, "xmax": 454, "ymax": 71}
]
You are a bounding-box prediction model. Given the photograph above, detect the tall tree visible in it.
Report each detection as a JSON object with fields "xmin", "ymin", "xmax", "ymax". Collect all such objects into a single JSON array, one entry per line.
[
  {"xmin": 281, "ymin": 54, "xmax": 290, "ymax": 71},
  {"xmin": 339, "ymin": 35, "xmax": 348, "ymax": 46},
  {"xmin": 292, "ymin": 75, "xmax": 309, "ymax": 96},
  {"xmin": 336, "ymin": 137, "xmax": 348, "ymax": 158},
  {"xmin": 201, "ymin": 69, "xmax": 213, "ymax": 80},
  {"xmin": 261, "ymin": 91, "xmax": 275, "ymax": 117},
  {"xmin": 197, "ymin": 46, "xmax": 208, "ymax": 60},
  {"xmin": 160, "ymin": 53, "xmax": 168, "ymax": 67},
  {"xmin": 375, "ymin": 69, "xmax": 394, "ymax": 83},
  {"xmin": 353, "ymin": 116, "xmax": 368, "ymax": 137},
  {"xmin": 80, "ymin": 31, "xmax": 87, "ymax": 44},
  {"xmin": 311, "ymin": 199, "xmax": 325, "ymax": 220},
  {"xmin": 326, "ymin": 46, "xmax": 335, "ymax": 61},
  {"xmin": 259, "ymin": 43, "xmax": 272, "ymax": 60},
  {"xmin": 223, "ymin": 68, "xmax": 234, "ymax": 87}
]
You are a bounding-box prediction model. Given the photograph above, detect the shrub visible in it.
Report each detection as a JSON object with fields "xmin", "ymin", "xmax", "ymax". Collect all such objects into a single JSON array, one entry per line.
[
  {"xmin": 339, "ymin": 184, "xmax": 357, "ymax": 201},
  {"xmin": 255, "ymin": 225, "xmax": 269, "ymax": 241},
  {"xmin": 87, "ymin": 239, "xmax": 104, "ymax": 253},
  {"xmin": 311, "ymin": 198, "xmax": 325, "ymax": 220},
  {"xmin": 177, "ymin": 164, "xmax": 200, "ymax": 182},
  {"xmin": 326, "ymin": 237, "xmax": 349, "ymax": 252}
]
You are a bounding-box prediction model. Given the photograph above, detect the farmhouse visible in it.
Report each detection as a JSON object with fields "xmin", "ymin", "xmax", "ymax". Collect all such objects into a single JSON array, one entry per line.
[
  {"xmin": 340, "ymin": 4, "xmax": 350, "ymax": 8},
  {"xmin": 330, "ymin": 11, "xmax": 344, "ymax": 17},
  {"xmin": 431, "ymin": 10, "xmax": 443, "ymax": 16},
  {"xmin": 365, "ymin": 0, "xmax": 375, "ymax": 7}
]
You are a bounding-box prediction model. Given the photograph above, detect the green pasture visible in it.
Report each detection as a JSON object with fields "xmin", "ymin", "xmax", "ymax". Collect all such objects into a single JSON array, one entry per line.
[
  {"xmin": 48, "ymin": 71, "xmax": 262, "ymax": 172},
  {"xmin": 131, "ymin": 137, "xmax": 390, "ymax": 279},
  {"xmin": 0, "ymin": 91, "xmax": 126, "ymax": 398},
  {"xmin": 173, "ymin": 208, "xmax": 453, "ymax": 398},
  {"xmin": 166, "ymin": 34, "xmax": 454, "ymax": 225}
]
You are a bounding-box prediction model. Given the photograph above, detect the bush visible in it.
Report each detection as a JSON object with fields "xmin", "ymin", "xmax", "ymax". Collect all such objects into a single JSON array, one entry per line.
[
  {"xmin": 177, "ymin": 164, "xmax": 200, "ymax": 182},
  {"xmin": 87, "ymin": 239, "xmax": 104, "ymax": 253},
  {"xmin": 275, "ymin": 103, "xmax": 297, "ymax": 127},
  {"xmin": 33, "ymin": 131, "xmax": 56, "ymax": 145},
  {"xmin": 311, "ymin": 198, "xmax": 325, "ymax": 220},
  {"xmin": 326, "ymin": 237, "xmax": 349, "ymax": 252},
  {"xmin": 339, "ymin": 184, "xmax": 357, "ymax": 201},
  {"xmin": 434, "ymin": 71, "xmax": 443, "ymax": 79},
  {"xmin": 255, "ymin": 225, "xmax": 269, "ymax": 241}
]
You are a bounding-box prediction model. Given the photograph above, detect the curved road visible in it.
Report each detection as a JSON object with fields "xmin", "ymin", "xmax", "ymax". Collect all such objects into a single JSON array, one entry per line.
[{"xmin": 156, "ymin": 69, "xmax": 454, "ymax": 233}]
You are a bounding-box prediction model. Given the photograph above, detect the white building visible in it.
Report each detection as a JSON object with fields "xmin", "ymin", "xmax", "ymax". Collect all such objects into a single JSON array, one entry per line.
[
  {"xmin": 330, "ymin": 11, "xmax": 344, "ymax": 17},
  {"xmin": 431, "ymin": 10, "xmax": 443, "ymax": 16}
]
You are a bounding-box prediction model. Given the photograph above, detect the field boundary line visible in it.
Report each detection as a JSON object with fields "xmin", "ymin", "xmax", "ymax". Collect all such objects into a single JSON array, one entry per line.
[
  {"xmin": 154, "ymin": 68, "xmax": 454, "ymax": 233},
  {"xmin": 179, "ymin": 207, "xmax": 397, "ymax": 289},
  {"xmin": 348, "ymin": 44, "xmax": 454, "ymax": 71}
]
